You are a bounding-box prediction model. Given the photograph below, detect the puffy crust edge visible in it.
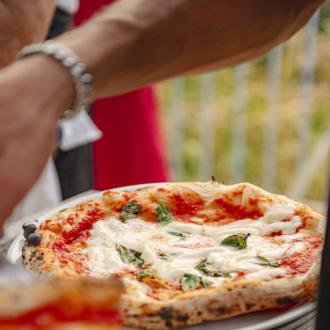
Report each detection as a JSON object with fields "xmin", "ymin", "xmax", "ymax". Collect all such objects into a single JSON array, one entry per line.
[
  {"xmin": 22, "ymin": 230, "xmax": 82, "ymax": 278},
  {"xmin": 122, "ymin": 265, "xmax": 319, "ymax": 330}
]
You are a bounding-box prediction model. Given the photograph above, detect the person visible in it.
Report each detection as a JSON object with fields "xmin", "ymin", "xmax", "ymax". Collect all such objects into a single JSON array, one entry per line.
[
  {"xmin": 0, "ymin": 1, "xmax": 55, "ymax": 67},
  {"xmin": 0, "ymin": 1, "xmax": 56, "ymax": 223},
  {"xmin": 51, "ymin": 1, "xmax": 98, "ymax": 199},
  {"xmin": 7, "ymin": 1, "xmax": 102, "ymax": 224},
  {"xmin": 0, "ymin": 0, "xmax": 323, "ymax": 226},
  {"xmin": 74, "ymin": 0, "xmax": 168, "ymax": 191}
]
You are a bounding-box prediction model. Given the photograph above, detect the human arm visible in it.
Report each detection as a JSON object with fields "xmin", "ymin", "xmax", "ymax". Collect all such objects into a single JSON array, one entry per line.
[
  {"xmin": 0, "ymin": 0, "xmax": 323, "ymax": 223},
  {"xmin": 56, "ymin": 0, "xmax": 323, "ymax": 98},
  {"xmin": 0, "ymin": 0, "xmax": 55, "ymax": 67}
]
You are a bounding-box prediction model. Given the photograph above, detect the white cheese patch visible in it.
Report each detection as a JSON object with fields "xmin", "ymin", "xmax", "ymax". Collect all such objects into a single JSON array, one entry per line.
[
  {"xmin": 83, "ymin": 203, "xmax": 306, "ymax": 287},
  {"xmin": 263, "ymin": 203, "xmax": 296, "ymax": 223}
]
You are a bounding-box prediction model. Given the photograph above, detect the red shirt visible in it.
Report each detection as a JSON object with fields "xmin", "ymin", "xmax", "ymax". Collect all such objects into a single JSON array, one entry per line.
[{"xmin": 74, "ymin": 1, "xmax": 168, "ymax": 190}]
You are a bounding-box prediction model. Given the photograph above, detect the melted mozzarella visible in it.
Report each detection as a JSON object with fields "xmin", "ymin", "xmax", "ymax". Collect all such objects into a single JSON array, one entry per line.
[
  {"xmin": 83, "ymin": 203, "xmax": 306, "ymax": 285},
  {"xmin": 263, "ymin": 203, "xmax": 296, "ymax": 223}
]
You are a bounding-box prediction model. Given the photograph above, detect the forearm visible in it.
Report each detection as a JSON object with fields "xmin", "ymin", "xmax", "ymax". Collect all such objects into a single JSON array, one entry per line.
[
  {"xmin": 0, "ymin": 0, "xmax": 55, "ymax": 67},
  {"xmin": 0, "ymin": 0, "xmax": 323, "ymax": 224},
  {"xmin": 57, "ymin": 0, "xmax": 323, "ymax": 99}
]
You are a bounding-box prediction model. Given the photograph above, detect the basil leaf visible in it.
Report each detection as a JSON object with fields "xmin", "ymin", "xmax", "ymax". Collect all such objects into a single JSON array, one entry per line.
[
  {"xmin": 168, "ymin": 231, "xmax": 185, "ymax": 239},
  {"xmin": 201, "ymin": 278, "xmax": 213, "ymax": 288},
  {"xmin": 180, "ymin": 273, "xmax": 211, "ymax": 292},
  {"xmin": 221, "ymin": 233, "xmax": 250, "ymax": 250},
  {"xmin": 180, "ymin": 273, "xmax": 202, "ymax": 292},
  {"xmin": 116, "ymin": 244, "xmax": 144, "ymax": 266},
  {"xmin": 119, "ymin": 201, "xmax": 141, "ymax": 222},
  {"xmin": 256, "ymin": 256, "xmax": 280, "ymax": 268},
  {"xmin": 159, "ymin": 252, "xmax": 169, "ymax": 261},
  {"xmin": 136, "ymin": 269, "xmax": 155, "ymax": 281},
  {"xmin": 195, "ymin": 258, "xmax": 230, "ymax": 278},
  {"xmin": 156, "ymin": 202, "xmax": 173, "ymax": 225}
]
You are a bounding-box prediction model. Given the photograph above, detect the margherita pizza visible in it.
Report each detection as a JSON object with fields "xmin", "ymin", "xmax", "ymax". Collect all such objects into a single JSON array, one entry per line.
[
  {"xmin": 22, "ymin": 181, "xmax": 324, "ymax": 330},
  {"xmin": 0, "ymin": 277, "xmax": 122, "ymax": 330}
]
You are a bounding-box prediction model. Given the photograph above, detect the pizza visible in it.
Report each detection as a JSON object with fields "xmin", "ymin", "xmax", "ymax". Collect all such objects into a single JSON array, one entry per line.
[
  {"xmin": 0, "ymin": 277, "xmax": 122, "ymax": 330},
  {"xmin": 22, "ymin": 181, "xmax": 324, "ymax": 330}
]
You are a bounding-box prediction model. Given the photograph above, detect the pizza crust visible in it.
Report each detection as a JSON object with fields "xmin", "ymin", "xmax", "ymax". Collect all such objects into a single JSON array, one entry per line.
[
  {"xmin": 122, "ymin": 265, "xmax": 319, "ymax": 329},
  {"xmin": 0, "ymin": 278, "xmax": 122, "ymax": 329},
  {"xmin": 22, "ymin": 230, "xmax": 84, "ymax": 277},
  {"xmin": 22, "ymin": 181, "xmax": 324, "ymax": 329}
]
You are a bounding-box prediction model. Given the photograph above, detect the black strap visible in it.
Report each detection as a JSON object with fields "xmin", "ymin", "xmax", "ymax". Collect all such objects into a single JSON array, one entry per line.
[{"xmin": 47, "ymin": 7, "xmax": 73, "ymax": 40}]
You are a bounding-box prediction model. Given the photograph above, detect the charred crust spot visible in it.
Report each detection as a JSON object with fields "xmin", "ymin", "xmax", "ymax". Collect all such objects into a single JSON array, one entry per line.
[
  {"xmin": 28, "ymin": 250, "xmax": 37, "ymax": 262},
  {"xmin": 158, "ymin": 307, "xmax": 173, "ymax": 329},
  {"xmin": 215, "ymin": 307, "xmax": 232, "ymax": 316},
  {"xmin": 277, "ymin": 296, "xmax": 300, "ymax": 305},
  {"xmin": 176, "ymin": 314, "xmax": 188, "ymax": 322},
  {"xmin": 246, "ymin": 303, "xmax": 254, "ymax": 311},
  {"xmin": 207, "ymin": 301, "xmax": 232, "ymax": 317},
  {"xmin": 26, "ymin": 233, "xmax": 42, "ymax": 246},
  {"xmin": 22, "ymin": 223, "xmax": 37, "ymax": 239}
]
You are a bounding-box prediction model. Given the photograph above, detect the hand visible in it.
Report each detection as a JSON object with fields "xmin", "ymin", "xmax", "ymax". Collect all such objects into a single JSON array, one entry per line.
[
  {"xmin": 0, "ymin": 56, "xmax": 74, "ymax": 226},
  {"xmin": 0, "ymin": 0, "xmax": 56, "ymax": 67}
]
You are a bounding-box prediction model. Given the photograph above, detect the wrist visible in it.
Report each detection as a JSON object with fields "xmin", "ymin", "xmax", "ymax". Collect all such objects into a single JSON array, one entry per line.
[
  {"xmin": 19, "ymin": 41, "xmax": 93, "ymax": 119},
  {"xmin": 16, "ymin": 55, "xmax": 76, "ymax": 119}
]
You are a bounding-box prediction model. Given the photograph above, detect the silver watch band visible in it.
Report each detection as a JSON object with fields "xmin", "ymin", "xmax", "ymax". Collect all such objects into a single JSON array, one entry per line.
[{"xmin": 18, "ymin": 41, "xmax": 92, "ymax": 119}]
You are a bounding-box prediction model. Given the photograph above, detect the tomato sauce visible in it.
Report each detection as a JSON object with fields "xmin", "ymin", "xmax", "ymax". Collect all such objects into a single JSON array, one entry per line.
[
  {"xmin": 236, "ymin": 271, "xmax": 246, "ymax": 278},
  {"xmin": 271, "ymin": 231, "xmax": 282, "ymax": 237},
  {"xmin": 281, "ymin": 237, "xmax": 322, "ymax": 275},
  {"xmin": 53, "ymin": 240, "xmax": 71, "ymax": 254},
  {"xmin": 66, "ymin": 214, "xmax": 75, "ymax": 225},
  {"xmin": 172, "ymin": 193, "xmax": 204, "ymax": 215},
  {"xmin": 157, "ymin": 187, "xmax": 167, "ymax": 192},
  {"xmin": 294, "ymin": 235, "xmax": 322, "ymax": 248},
  {"xmin": 0, "ymin": 303, "xmax": 121, "ymax": 329},
  {"xmin": 63, "ymin": 208, "xmax": 105, "ymax": 243},
  {"xmin": 281, "ymin": 251, "xmax": 315, "ymax": 275},
  {"xmin": 214, "ymin": 198, "xmax": 263, "ymax": 220},
  {"xmin": 52, "ymin": 241, "xmax": 87, "ymax": 274}
]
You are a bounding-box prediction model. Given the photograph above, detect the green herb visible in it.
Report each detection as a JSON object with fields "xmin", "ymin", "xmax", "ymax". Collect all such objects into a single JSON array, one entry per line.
[
  {"xmin": 201, "ymin": 278, "xmax": 213, "ymax": 288},
  {"xmin": 168, "ymin": 231, "xmax": 186, "ymax": 239},
  {"xmin": 180, "ymin": 273, "xmax": 212, "ymax": 292},
  {"xmin": 256, "ymin": 256, "xmax": 280, "ymax": 268},
  {"xmin": 195, "ymin": 258, "xmax": 230, "ymax": 277},
  {"xmin": 136, "ymin": 269, "xmax": 155, "ymax": 281},
  {"xmin": 116, "ymin": 244, "xmax": 144, "ymax": 266},
  {"xmin": 119, "ymin": 201, "xmax": 141, "ymax": 222},
  {"xmin": 159, "ymin": 252, "xmax": 169, "ymax": 261},
  {"xmin": 221, "ymin": 233, "xmax": 250, "ymax": 250},
  {"xmin": 156, "ymin": 202, "xmax": 173, "ymax": 225}
]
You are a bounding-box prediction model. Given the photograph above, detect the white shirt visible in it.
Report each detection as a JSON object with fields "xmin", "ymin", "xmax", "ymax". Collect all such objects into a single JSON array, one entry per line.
[{"xmin": 56, "ymin": 0, "xmax": 79, "ymax": 14}]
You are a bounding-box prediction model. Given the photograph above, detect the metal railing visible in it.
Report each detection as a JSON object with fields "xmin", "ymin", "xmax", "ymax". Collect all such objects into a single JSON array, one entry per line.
[{"xmin": 160, "ymin": 10, "xmax": 330, "ymax": 201}]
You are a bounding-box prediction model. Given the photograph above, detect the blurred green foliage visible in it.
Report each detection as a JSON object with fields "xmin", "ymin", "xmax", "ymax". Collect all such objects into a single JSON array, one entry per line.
[
  {"xmin": 320, "ymin": 0, "xmax": 330, "ymax": 32},
  {"xmin": 157, "ymin": 14, "xmax": 330, "ymax": 202}
]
